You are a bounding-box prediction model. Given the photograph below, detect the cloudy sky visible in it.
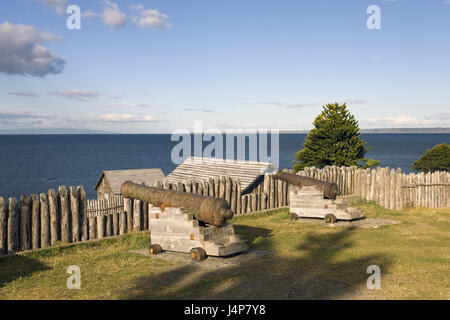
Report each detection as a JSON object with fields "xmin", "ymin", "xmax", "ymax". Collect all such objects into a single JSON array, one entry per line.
[{"xmin": 0, "ymin": 0, "xmax": 449, "ymax": 133}]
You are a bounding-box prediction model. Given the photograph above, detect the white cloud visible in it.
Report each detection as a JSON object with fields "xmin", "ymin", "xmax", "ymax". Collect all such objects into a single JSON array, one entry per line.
[
  {"xmin": 365, "ymin": 113, "xmax": 450, "ymax": 127},
  {"xmin": 129, "ymin": 5, "xmax": 171, "ymax": 29},
  {"xmin": 137, "ymin": 9, "xmax": 171, "ymax": 29},
  {"xmin": 0, "ymin": 22, "xmax": 65, "ymax": 77},
  {"xmin": 101, "ymin": 0, "xmax": 127, "ymax": 29},
  {"xmin": 343, "ymin": 99, "xmax": 369, "ymax": 105},
  {"xmin": 82, "ymin": 10, "xmax": 98, "ymax": 18},
  {"xmin": 367, "ymin": 115, "xmax": 427, "ymax": 125},
  {"xmin": 9, "ymin": 92, "xmax": 39, "ymax": 97},
  {"xmin": 109, "ymin": 102, "xmax": 148, "ymax": 108},
  {"xmin": 424, "ymin": 112, "xmax": 450, "ymax": 121},
  {"xmin": 0, "ymin": 110, "xmax": 51, "ymax": 127},
  {"xmin": 130, "ymin": 4, "xmax": 144, "ymax": 11},
  {"xmin": 35, "ymin": 0, "xmax": 68, "ymax": 15},
  {"xmin": 48, "ymin": 89, "xmax": 101, "ymax": 101},
  {"xmin": 183, "ymin": 107, "xmax": 215, "ymax": 113},
  {"xmin": 99, "ymin": 113, "xmax": 157, "ymax": 122}
]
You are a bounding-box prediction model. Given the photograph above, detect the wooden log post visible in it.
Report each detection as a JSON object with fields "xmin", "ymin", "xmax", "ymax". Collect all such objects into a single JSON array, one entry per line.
[
  {"xmin": 375, "ymin": 167, "xmax": 382, "ymax": 206},
  {"xmin": 242, "ymin": 195, "xmax": 248, "ymax": 214},
  {"xmin": 7, "ymin": 198, "xmax": 19, "ymax": 253},
  {"xmin": 197, "ymin": 182, "xmax": 203, "ymax": 196},
  {"xmin": 183, "ymin": 180, "xmax": 190, "ymax": 193},
  {"xmin": 230, "ymin": 180, "xmax": 236, "ymax": 214},
  {"xmin": 119, "ymin": 208, "xmax": 126, "ymax": 235},
  {"xmin": 268, "ymin": 176, "xmax": 273, "ymax": 208},
  {"xmin": 384, "ymin": 168, "xmax": 390, "ymax": 209},
  {"xmin": 19, "ymin": 195, "xmax": 31, "ymax": 251},
  {"xmin": 106, "ymin": 214, "xmax": 112, "ymax": 237},
  {"xmin": 0, "ymin": 197, "xmax": 6, "ymax": 255},
  {"xmin": 142, "ymin": 201, "xmax": 149, "ymax": 231},
  {"xmin": 261, "ymin": 193, "xmax": 267, "ymax": 210},
  {"xmin": 58, "ymin": 186, "xmax": 70, "ymax": 243},
  {"xmin": 263, "ymin": 174, "xmax": 270, "ymax": 195},
  {"xmin": 31, "ymin": 194, "xmax": 40, "ymax": 250},
  {"xmin": 133, "ymin": 199, "xmax": 141, "ymax": 232},
  {"xmin": 48, "ymin": 188, "xmax": 58, "ymax": 245},
  {"xmin": 113, "ymin": 212, "xmax": 119, "ymax": 235},
  {"xmin": 342, "ymin": 166, "xmax": 347, "ymax": 196},
  {"xmin": 89, "ymin": 215, "xmax": 96, "ymax": 240},
  {"xmin": 77, "ymin": 186, "xmax": 88, "ymax": 241},
  {"xmin": 212, "ymin": 178, "xmax": 218, "ymax": 197},
  {"xmin": 69, "ymin": 187, "xmax": 80, "ymax": 242},
  {"xmin": 223, "ymin": 177, "xmax": 230, "ymax": 206},
  {"xmin": 219, "ymin": 176, "xmax": 226, "ymax": 199},
  {"xmin": 248, "ymin": 194, "xmax": 254, "ymax": 212},
  {"xmin": 97, "ymin": 214, "xmax": 105, "ymax": 239},
  {"xmin": 427, "ymin": 172, "xmax": 432, "ymax": 208},
  {"xmin": 277, "ymin": 179, "xmax": 283, "ymax": 207},
  {"xmin": 40, "ymin": 193, "xmax": 50, "ymax": 248},
  {"xmin": 390, "ymin": 168, "xmax": 396, "ymax": 210},
  {"xmin": 354, "ymin": 168, "xmax": 360, "ymax": 197},
  {"xmin": 124, "ymin": 198, "xmax": 132, "ymax": 233},
  {"xmin": 418, "ymin": 172, "xmax": 424, "ymax": 207},
  {"xmin": 207, "ymin": 178, "xmax": 213, "ymax": 197},
  {"xmin": 236, "ymin": 179, "xmax": 242, "ymax": 214}
]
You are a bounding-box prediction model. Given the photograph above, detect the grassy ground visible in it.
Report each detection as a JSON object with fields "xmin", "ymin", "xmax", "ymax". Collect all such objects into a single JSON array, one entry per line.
[{"xmin": 0, "ymin": 201, "xmax": 448, "ymax": 300}]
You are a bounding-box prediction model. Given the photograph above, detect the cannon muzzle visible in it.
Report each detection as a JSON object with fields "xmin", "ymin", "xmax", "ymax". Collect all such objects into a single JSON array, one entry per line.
[
  {"xmin": 272, "ymin": 170, "xmax": 339, "ymax": 199},
  {"xmin": 121, "ymin": 181, "xmax": 234, "ymax": 227}
]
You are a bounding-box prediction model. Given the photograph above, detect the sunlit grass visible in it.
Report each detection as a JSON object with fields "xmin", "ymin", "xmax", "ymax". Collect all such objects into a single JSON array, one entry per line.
[{"xmin": 0, "ymin": 201, "xmax": 448, "ymax": 300}]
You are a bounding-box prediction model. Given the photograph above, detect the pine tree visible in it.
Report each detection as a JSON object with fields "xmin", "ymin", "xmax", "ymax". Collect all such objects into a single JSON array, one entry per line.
[
  {"xmin": 411, "ymin": 143, "xmax": 450, "ymax": 173},
  {"xmin": 293, "ymin": 102, "xmax": 379, "ymax": 171}
]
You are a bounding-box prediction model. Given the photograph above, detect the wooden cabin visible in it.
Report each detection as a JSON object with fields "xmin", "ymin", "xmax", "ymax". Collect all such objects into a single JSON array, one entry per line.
[
  {"xmin": 164, "ymin": 157, "xmax": 276, "ymax": 194},
  {"xmin": 95, "ymin": 168, "xmax": 165, "ymax": 201}
]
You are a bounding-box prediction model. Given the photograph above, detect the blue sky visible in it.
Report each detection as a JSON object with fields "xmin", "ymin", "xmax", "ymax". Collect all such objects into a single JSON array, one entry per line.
[{"xmin": 0, "ymin": 0, "xmax": 449, "ymax": 133}]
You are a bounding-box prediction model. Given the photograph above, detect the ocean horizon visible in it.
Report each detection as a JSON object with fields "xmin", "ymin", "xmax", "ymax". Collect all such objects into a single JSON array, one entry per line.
[{"xmin": 0, "ymin": 133, "xmax": 448, "ymax": 200}]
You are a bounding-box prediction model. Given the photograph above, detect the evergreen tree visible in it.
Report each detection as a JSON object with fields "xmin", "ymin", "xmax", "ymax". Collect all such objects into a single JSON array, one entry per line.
[
  {"xmin": 293, "ymin": 102, "xmax": 379, "ymax": 172},
  {"xmin": 411, "ymin": 143, "xmax": 450, "ymax": 173}
]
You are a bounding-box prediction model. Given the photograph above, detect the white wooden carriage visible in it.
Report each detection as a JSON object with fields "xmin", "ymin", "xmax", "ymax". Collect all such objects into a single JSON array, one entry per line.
[{"xmin": 289, "ymin": 186, "xmax": 364, "ymax": 223}]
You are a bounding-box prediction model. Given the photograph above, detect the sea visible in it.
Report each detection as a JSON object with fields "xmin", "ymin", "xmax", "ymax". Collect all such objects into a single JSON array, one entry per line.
[{"xmin": 0, "ymin": 134, "xmax": 448, "ymax": 200}]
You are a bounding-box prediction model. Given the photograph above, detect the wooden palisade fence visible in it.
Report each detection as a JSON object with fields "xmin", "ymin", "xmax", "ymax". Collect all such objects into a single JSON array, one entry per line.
[
  {"xmin": 1, "ymin": 166, "xmax": 448, "ymax": 255},
  {"xmin": 293, "ymin": 166, "xmax": 449, "ymax": 210}
]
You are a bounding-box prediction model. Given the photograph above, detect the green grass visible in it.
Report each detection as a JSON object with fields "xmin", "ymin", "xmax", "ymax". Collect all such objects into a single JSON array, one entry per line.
[{"xmin": 0, "ymin": 202, "xmax": 448, "ymax": 300}]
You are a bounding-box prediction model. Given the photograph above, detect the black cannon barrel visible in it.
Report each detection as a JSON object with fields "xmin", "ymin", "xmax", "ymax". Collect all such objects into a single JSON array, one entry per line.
[
  {"xmin": 121, "ymin": 181, "xmax": 234, "ymax": 227},
  {"xmin": 272, "ymin": 171, "xmax": 339, "ymax": 199}
]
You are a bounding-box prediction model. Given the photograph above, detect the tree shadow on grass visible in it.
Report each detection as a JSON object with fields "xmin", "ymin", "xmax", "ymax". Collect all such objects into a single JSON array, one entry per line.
[
  {"xmin": 120, "ymin": 225, "xmax": 392, "ymax": 300},
  {"xmin": 0, "ymin": 254, "xmax": 50, "ymax": 289}
]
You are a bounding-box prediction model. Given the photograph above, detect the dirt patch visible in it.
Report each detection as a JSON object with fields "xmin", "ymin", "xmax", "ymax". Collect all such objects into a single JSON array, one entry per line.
[
  {"xmin": 129, "ymin": 248, "xmax": 272, "ymax": 269},
  {"xmin": 296, "ymin": 217, "xmax": 402, "ymax": 229}
]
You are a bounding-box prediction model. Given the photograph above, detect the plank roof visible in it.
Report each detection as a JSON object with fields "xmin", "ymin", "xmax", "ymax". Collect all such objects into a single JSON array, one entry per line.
[
  {"xmin": 95, "ymin": 168, "xmax": 165, "ymax": 195},
  {"xmin": 165, "ymin": 157, "xmax": 275, "ymax": 193}
]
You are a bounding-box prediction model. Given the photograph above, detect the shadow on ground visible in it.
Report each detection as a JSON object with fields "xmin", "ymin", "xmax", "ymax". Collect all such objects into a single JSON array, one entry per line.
[
  {"xmin": 0, "ymin": 254, "xmax": 50, "ymax": 288},
  {"xmin": 119, "ymin": 225, "xmax": 392, "ymax": 300}
]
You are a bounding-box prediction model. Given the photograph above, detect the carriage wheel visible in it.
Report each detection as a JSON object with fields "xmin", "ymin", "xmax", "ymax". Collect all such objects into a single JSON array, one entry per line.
[
  {"xmin": 325, "ymin": 214, "xmax": 337, "ymax": 224},
  {"xmin": 190, "ymin": 247, "xmax": 206, "ymax": 261},
  {"xmin": 149, "ymin": 244, "xmax": 163, "ymax": 255}
]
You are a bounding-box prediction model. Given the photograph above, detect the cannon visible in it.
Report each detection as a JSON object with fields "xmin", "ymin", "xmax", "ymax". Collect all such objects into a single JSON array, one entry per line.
[
  {"xmin": 271, "ymin": 170, "xmax": 339, "ymax": 200},
  {"xmin": 121, "ymin": 181, "xmax": 248, "ymax": 260},
  {"xmin": 121, "ymin": 181, "xmax": 234, "ymax": 227},
  {"xmin": 270, "ymin": 171, "xmax": 363, "ymax": 223}
]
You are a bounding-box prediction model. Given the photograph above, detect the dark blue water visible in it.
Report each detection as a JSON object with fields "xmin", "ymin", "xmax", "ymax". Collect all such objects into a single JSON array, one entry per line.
[{"xmin": 0, "ymin": 134, "xmax": 448, "ymax": 200}]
